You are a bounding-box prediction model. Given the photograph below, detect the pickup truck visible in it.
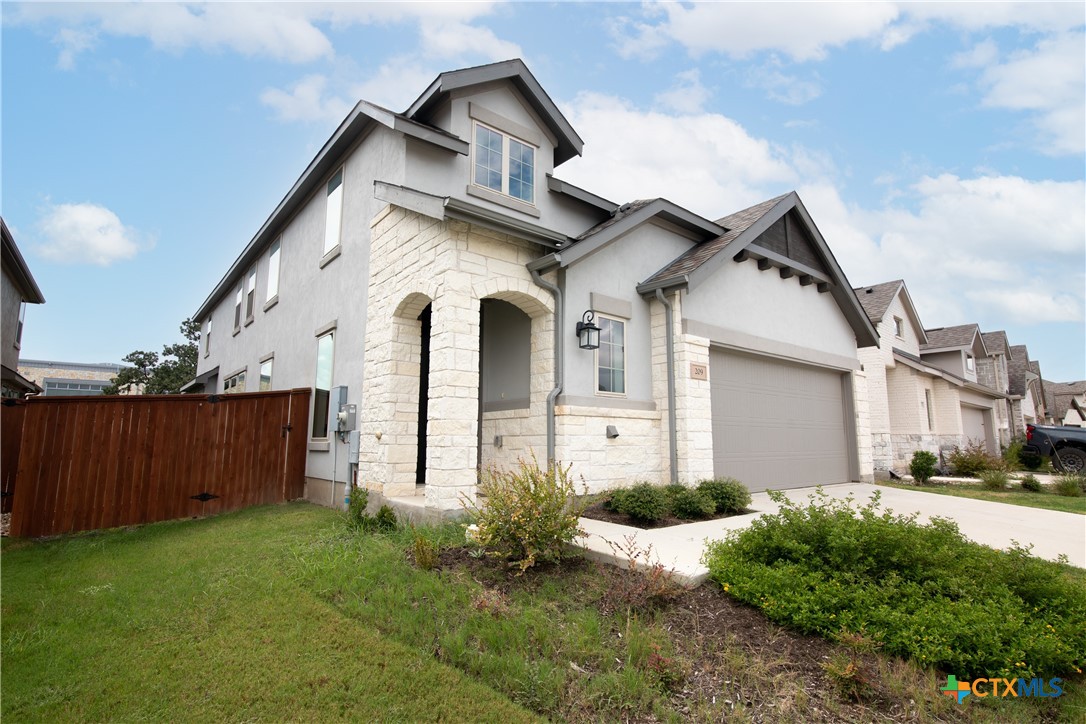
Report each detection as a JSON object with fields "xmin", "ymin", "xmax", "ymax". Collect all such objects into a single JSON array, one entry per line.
[{"xmin": 1024, "ymin": 424, "xmax": 1086, "ymax": 474}]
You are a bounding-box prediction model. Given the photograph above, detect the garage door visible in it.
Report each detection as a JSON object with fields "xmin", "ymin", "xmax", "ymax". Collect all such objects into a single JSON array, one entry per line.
[
  {"xmin": 961, "ymin": 406, "xmax": 987, "ymax": 447},
  {"xmin": 710, "ymin": 348, "xmax": 850, "ymax": 491}
]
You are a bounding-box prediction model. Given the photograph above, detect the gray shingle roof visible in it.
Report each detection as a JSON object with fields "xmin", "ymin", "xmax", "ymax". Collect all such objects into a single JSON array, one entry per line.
[
  {"xmin": 921, "ymin": 324, "xmax": 980, "ymax": 351},
  {"xmin": 573, "ymin": 199, "xmax": 655, "ymax": 241},
  {"xmin": 1007, "ymin": 344, "xmax": 1031, "ymax": 396},
  {"xmin": 641, "ymin": 193, "xmax": 788, "ymax": 285},
  {"xmin": 981, "ymin": 330, "xmax": 1010, "ymax": 356},
  {"xmin": 853, "ymin": 280, "xmax": 904, "ymax": 324},
  {"xmin": 1046, "ymin": 380, "xmax": 1086, "ymax": 422}
]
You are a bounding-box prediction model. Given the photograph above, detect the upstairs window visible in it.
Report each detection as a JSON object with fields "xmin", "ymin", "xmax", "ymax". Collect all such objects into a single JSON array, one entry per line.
[
  {"xmin": 233, "ymin": 287, "xmax": 243, "ymax": 332},
  {"xmin": 324, "ymin": 169, "xmax": 343, "ymax": 255},
  {"xmin": 15, "ymin": 302, "xmax": 25, "ymax": 348},
  {"xmin": 473, "ymin": 123, "xmax": 535, "ymax": 204},
  {"xmin": 966, "ymin": 354, "xmax": 975, "ymax": 372},
  {"xmin": 266, "ymin": 238, "xmax": 281, "ymax": 302},
  {"xmin": 893, "ymin": 316, "xmax": 904, "ymax": 338},
  {"xmin": 204, "ymin": 319, "xmax": 212, "ymax": 356},
  {"xmin": 596, "ymin": 315, "xmax": 626, "ymax": 395},
  {"xmin": 245, "ymin": 266, "xmax": 257, "ymax": 323}
]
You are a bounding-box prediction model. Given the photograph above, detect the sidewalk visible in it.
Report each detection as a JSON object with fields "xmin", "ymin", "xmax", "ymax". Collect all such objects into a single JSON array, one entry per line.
[{"xmin": 574, "ymin": 483, "xmax": 1086, "ymax": 585}]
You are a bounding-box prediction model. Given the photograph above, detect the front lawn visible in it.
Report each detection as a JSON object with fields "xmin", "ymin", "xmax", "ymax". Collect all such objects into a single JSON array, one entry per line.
[{"xmin": 878, "ymin": 480, "xmax": 1086, "ymax": 515}]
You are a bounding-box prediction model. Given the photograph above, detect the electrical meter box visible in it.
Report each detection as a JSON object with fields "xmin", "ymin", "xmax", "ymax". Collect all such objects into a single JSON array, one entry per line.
[
  {"xmin": 348, "ymin": 430, "xmax": 361, "ymax": 464},
  {"xmin": 337, "ymin": 403, "xmax": 357, "ymax": 433}
]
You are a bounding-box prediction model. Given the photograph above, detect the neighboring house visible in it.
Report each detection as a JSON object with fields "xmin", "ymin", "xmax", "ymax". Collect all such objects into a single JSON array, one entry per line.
[
  {"xmin": 1044, "ymin": 380, "xmax": 1086, "ymax": 427},
  {"xmin": 18, "ymin": 359, "xmax": 126, "ymax": 396},
  {"xmin": 1, "ymin": 218, "xmax": 46, "ymax": 398},
  {"xmin": 978, "ymin": 330, "xmax": 1013, "ymax": 446},
  {"xmin": 191, "ymin": 59, "xmax": 879, "ymax": 513},
  {"xmin": 854, "ymin": 282, "xmax": 1008, "ymax": 473},
  {"xmin": 1008, "ymin": 345, "xmax": 1048, "ymax": 435}
]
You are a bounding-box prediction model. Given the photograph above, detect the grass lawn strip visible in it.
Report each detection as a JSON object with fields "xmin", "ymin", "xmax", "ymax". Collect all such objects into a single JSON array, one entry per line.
[
  {"xmin": 878, "ymin": 480, "xmax": 1086, "ymax": 515},
  {"xmin": 1, "ymin": 504, "xmax": 535, "ymax": 723}
]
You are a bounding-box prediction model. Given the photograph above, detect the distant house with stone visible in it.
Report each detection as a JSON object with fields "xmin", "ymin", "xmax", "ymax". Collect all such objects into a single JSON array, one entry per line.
[
  {"xmin": 1, "ymin": 218, "xmax": 45, "ymax": 398},
  {"xmin": 1044, "ymin": 380, "xmax": 1086, "ymax": 427},
  {"xmin": 190, "ymin": 59, "xmax": 880, "ymax": 515},
  {"xmin": 1008, "ymin": 345, "xmax": 1049, "ymax": 435},
  {"xmin": 18, "ymin": 359, "xmax": 126, "ymax": 396},
  {"xmin": 854, "ymin": 281, "xmax": 1007, "ymax": 474},
  {"xmin": 978, "ymin": 330, "xmax": 1013, "ymax": 444}
]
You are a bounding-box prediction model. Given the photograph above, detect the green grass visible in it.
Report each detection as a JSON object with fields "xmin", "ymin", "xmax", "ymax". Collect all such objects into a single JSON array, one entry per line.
[
  {"xmin": 879, "ymin": 480, "xmax": 1086, "ymax": 515},
  {"xmin": 1, "ymin": 503, "xmax": 536, "ymax": 722}
]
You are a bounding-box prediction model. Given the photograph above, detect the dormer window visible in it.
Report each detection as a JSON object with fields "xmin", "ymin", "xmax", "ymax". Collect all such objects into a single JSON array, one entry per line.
[
  {"xmin": 966, "ymin": 354, "xmax": 975, "ymax": 372},
  {"xmin": 473, "ymin": 122, "xmax": 535, "ymax": 204},
  {"xmin": 893, "ymin": 316, "xmax": 904, "ymax": 338}
]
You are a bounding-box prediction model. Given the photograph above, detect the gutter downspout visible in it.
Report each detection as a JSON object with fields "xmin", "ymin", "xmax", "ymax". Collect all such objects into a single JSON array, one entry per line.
[
  {"xmin": 655, "ymin": 289, "xmax": 679, "ymax": 484},
  {"xmin": 530, "ymin": 263, "xmax": 562, "ymax": 464}
]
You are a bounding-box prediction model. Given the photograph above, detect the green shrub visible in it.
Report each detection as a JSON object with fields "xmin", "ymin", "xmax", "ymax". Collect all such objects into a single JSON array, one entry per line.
[
  {"xmin": 667, "ymin": 486, "xmax": 716, "ymax": 520},
  {"xmin": 346, "ymin": 486, "xmax": 369, "ymax": 528},
  {"xmin": 609, "ymin": 483, "xmax": 669, "ymax": 523},
  {"xmin": 1020, "ymin": 474, "xmax": 1043, "ymax": 492},
  {"xmin": 697, "ymin": 478, "xmax": 751, "ymax": 514},
  {"xmin": 703, "ymin": 489, "xmax": 1086, "ymax": 679},
  {"xmin": 465, "ymin": 456, "xmax": 585, "ymax": 573},
  {"xmin": 979, "ymin": 469, "xmax": 1009, "ymax": 490},
  {"xmin": 412, "ymin": 530, "xmax": 439, "ymax": 571},
  {"xmin": 374, "ymin": 505, "xmax": 399, "ymax": 532},
  {"xmin": 908, "ymin": 450, "xmax": 939, "ymax": 485},
  {"xmin": 1053, "ymin": 474, "xmax": 1084, "ymax": 498},
  {"xmin": 947, "ymin": 441, "xmax": 1002, "ymax": 477}
]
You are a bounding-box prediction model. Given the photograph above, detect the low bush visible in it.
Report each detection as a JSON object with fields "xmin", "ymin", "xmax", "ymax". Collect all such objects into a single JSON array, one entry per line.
[
  {"xmin": 703, "ymin": 489, "xmax": 1086, "ymax": 679},
  {"xmin": 667, "ymin": 486, "xmax": 716, "ymax": 520},
  {"xmin": 374, "ymin": 505, "xmax": 399, "ymax": 532},
  {"xmin": 1053, "ymin": 474, "xmax": 1084, "ymax": 498},
  {"xmin": 412, "ymin": 530, "xmax": 439, "ymax": 571},
  {"xmin": 1005, "ymin": 437, "xmax": 1043, "ymax": 471},
  {"xmin": 697, "ymin": 477, "xmax": 751, "ymax": 514},
  {"xmin": 346, "ymin": 486, "xmax": 369, "ymax": 528},
  {"xmin": 1020, "ymin": 474, "xmax": 1043, "ymax": 493},
  {"xmin": 610, "ymin": 483, "xmax": 669, "ymax": 523},
  {"xmin": 908, "ymin": 450, "xmax": 939, "ymax": 485},
  {"xmin": 947, "ymin": 441, "xmax": 1002, "ymax": 477},
  {"xmin": 464, "ymin": 456, "xmax": 585, "ymax": 573},
  {"xmin": 979, "ymin": 469, "xmax": 1009, "ymax": 490}
]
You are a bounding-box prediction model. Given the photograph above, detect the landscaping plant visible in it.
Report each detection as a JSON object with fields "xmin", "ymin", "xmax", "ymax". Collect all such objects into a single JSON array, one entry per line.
[
  {"xmin": 1053, "ymin": 474, "xmax": 1084, "ymax": 498},
  {"xmin": 666, "ymin": 485, "xmax": 716, "ymax": 520},
  {"xmin": 1020, "ymin": 474, "xmax": 1043, "ymax": 493},
  {"xmin": 979, "ymin": 469, "xmax": 1009, "ymax": 491},
  {"xmin": 908, "ymin": 450, "xmax": 938, "ymax": 485},
  {"xmin": 609, "ymin": 482, "xmax": 669, "ymax": 523},
  {"xmin": 464, "ymin": 456, "xmax": 585, "ymax": 572},
  {"xmin": 946, "ymin": 441, "xmax": 1002, "ymax": 477},
  {"xmin": 697, "ymin": 477, "xmax": 752, "ymax": 514},
  {"xmin": 703, "ymin": 488, "xmax": 1086, "ymax": 679}
]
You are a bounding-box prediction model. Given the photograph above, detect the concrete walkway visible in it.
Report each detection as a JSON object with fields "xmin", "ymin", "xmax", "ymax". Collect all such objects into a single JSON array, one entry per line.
[{"xmin": 575, "ymin": 483, "xmax": 1086, "ymax": 585}]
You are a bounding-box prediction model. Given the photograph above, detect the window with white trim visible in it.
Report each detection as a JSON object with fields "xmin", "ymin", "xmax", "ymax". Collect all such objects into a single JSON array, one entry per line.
[
  {"xmin": 245, "ymin": 266, "xmax": 257, "ymax": 323},
  {"xmin": 224, "ymin": 370, "xmax": 246, "ymax": 394},
  {"xmin": 324, "ymin": 169, "xmax": 343, "ymax": 255},
  {"xmin": 595, "ymin": 315, "xmax": 626, "ymax": 395},
  {"xmin": 312, "ymin": 331, "xmax": 335, "ymax": 438},
  {"xmin": 473, "ymin": 122, "xmax": 535, "ymax": 203},
  {"xmin": 266, "ymin": 238, "xmax": 281, "ymax": 302},
  {"xmin": 233, "ymin": 286, "xmax": 243, "ymax": 332},
  {"xmin": 204, "ymin": 318, "xmax": 212, "ymax": 356},
  {"xmin": 15, "ymin": 302, "xmax": 25, "ymax": 348},
  {"xmin": 259, "ymin": 358, "xmax": 273, "ymax": 392},
  {"xmin": 966, "ymin": 354, "xmax": 975, "ymax": 372},
  {"xmin": 893, "ymin": 316, "xmax": 904, "ymax": 338}
]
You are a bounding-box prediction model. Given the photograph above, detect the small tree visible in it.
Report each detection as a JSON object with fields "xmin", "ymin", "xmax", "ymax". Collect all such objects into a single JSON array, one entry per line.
[
  {"xmin": 909, "ymin": 450, "xmax": 939, "ymax": 485},
  {"xmin": 103, "ymin": 319, "xmax": 199, "ymax": 395}
]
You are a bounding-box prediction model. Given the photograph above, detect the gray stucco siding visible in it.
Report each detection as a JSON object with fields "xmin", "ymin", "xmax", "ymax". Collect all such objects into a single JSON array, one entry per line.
[
  {"xmin": 1, "ymin": 268, "xmax": 23, "ymax": 370},
  {"xmin": 562, "ymin": 223, "xmax": 694, "ymax": 401}
]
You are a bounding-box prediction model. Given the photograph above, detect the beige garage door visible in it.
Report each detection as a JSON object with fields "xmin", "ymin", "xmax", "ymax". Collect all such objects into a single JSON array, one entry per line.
[
  {"xmin": 961, "ymin": 406, "xmax": 987, "ymax": 448},
  {"xmin": 710, "ymin": 348, "xmax": 850, "ymax": 491}
]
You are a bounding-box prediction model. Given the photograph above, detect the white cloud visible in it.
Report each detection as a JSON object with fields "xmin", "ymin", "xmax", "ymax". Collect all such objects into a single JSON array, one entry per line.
[
  {"xmin": 951, "ymin": 38, "xmax": 999, "ymax": 69},
  {"xmin": 36, "ymin": 203, "xmax": 147, "ymax": 266},
  {"xmin": 53, "ymin": 27, "xmax": 97, "ymax": 70},
  {"xmin": 260, "ymin": 74, "xmax": 352, "ymax": 123},
  {"xmin": 967, "ymin": 289, "xmax": 1084, "ymax": 324},
  {"xmin": 745, "ymin": 61, "xmax": 822, "ymax": 105},
  {"xmin": 418, "ymin": 19, "xmax": 521, "ymax": 61},
  {"xmin": 972, "ymin": 32, "xmax": 1086, "ymax": 155},
  {"xmin": 559, "ymin": 92, "xmax": 797, "ymax": 216},
  {"xmin": 653, "ymin": 69, "xmax": 711, "ymax": 113}
]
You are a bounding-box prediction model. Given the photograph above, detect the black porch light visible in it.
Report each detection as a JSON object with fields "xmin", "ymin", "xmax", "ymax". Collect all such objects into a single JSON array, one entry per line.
[{"xmin": 576, "ymin": 310, "xmax": 600, "ymax": 350}]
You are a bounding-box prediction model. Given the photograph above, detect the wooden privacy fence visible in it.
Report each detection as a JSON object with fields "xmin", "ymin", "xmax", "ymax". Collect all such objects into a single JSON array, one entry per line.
[{"xmin": 3, "ymin": 388, "xmax": 311, "ymax": 538}]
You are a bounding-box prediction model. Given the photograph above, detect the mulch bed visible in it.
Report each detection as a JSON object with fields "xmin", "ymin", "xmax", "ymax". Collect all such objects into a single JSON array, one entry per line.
[
  {"xmin": 420, "ymin": 545, "xmax": 943, "ymax": 722},
  {"xmin": 580, "ymin": 500, "xmax": 754, "ymax": 529}
]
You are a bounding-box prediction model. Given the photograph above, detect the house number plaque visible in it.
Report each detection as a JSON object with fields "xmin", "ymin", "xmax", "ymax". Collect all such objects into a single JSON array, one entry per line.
[{"xmin": 690, "ymin": 363, "xmax": 708, "ymax": 381}]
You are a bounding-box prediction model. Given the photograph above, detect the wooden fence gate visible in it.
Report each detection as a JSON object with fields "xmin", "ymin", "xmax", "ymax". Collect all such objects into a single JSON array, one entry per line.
[{"xmin": 2, "ymin": 389, "xmax": 311, "ymax": 538}]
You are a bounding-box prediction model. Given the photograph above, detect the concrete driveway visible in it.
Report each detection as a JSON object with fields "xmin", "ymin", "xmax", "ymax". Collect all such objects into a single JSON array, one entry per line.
[{"xmin": 575, "ymin": 483, "xmax": 1086, "ymax": 585}]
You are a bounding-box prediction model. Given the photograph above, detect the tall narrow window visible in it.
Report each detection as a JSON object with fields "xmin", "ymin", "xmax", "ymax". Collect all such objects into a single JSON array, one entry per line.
[
  {"xmin": 15, "ymin": 302, "xmax": 26, "ymax": 348},
  {"xmin": 245, "ymin": 266, "xmax": 257, "ymax": 322},
  {"xmin": 508, "ymin": 138, "xmax": 534, "ymax": 202},
  {"xmin": 312, "ymin": 331, "xmax": 335, "ymax": 438},
  {"xmin": 259, "ymin": 358, "xmax": 273, "ymax": 391},
  {"xmin": 966, "ymin": 354, "xmax": 975, "ymax": 372},
  {"xmin": 324, "ymin": 169, "xmax": 343, "ymax": 255},
  {"xmin": 925, "ymin": 389, "xmax": 935, "ymax": 430},
  {"xmin": 474, "ymin": 125, "xmax": 503, "ymax": 192},
  {"xmin": 233, "ymin": 287, "xmax": 243, "ymax": 331},
  {"xmin": 893, "ymin": 316, "xmax": 904, "ymax": 338},
  {"xmin": 266, "ymin": 238, "xmax": 281, "ymax": 302},
  {"xmin": 204, "ymin": 318, "xmax": 212, "ymax": 356},
  {"xmin": 596, "ymin": 315, "xmax": 626, "ymax": 395}
]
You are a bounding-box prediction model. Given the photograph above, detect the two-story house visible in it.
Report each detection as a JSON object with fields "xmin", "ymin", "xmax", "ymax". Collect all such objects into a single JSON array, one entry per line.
[
  {"xmin": 978, "ymin": 330, "xmax": 1013, "ymax": 446},
  {"xmin": 1008, "ymin": 345, "xmax": 1049, "ymax": 435},
  {"xmin": 855, "ymin": 281, "xmax": 1007, "ymax": 473},
  {"xmin": 1, "ymin": 218, "xmax": 46, "ymax": 398},
  {"xmin": 192, "ymin": 59, "xmax": 879, "ymax": 514}
]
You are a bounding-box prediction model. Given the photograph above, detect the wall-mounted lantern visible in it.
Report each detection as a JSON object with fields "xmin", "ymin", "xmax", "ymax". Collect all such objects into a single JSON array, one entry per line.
[{"xmin": 576, "ymin": 310, "xmax": 600, "ymax": 350}]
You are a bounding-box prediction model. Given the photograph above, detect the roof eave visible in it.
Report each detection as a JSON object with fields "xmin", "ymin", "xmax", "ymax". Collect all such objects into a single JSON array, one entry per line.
[{"xmin": 1, "ymin": 218, "xmax": 46, "ymax": 304}]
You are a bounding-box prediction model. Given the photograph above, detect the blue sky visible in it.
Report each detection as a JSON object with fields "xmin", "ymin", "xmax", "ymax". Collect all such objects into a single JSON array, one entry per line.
[{"xmin": 3, "ymin": 1, "xmax": 1084, "ymax": 381}]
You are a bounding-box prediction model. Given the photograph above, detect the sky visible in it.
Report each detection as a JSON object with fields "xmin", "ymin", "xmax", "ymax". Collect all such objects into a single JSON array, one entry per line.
[{"xmin": 3, "ymin": 1, "xmax": 1084, "ymax": 382}]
